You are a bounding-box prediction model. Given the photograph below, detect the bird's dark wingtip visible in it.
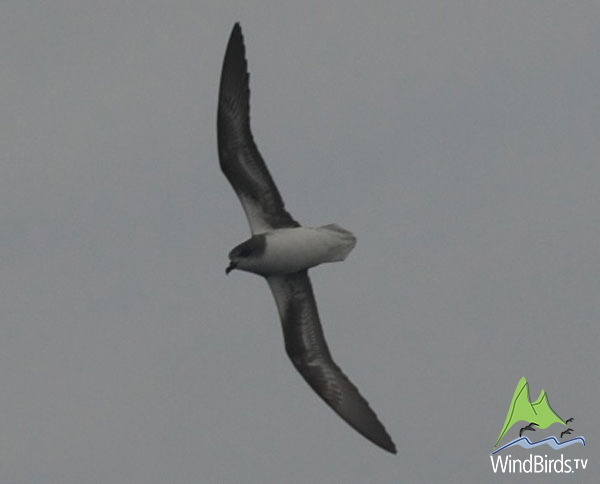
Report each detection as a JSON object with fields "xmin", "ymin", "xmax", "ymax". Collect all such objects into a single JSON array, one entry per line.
[
  {"xmin": 225, "ymin": 22, "xmax": 245, "ymax": 55},
  {"xmin": 375, "ymin": 433, "xmax": 396, "ymax": 454},
  {"xmin": 231, "ymin": 22, "xmax": 242, "ymax": 38}
]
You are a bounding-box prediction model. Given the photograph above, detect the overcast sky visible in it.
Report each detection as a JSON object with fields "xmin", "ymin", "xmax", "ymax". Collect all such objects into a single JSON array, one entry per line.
[{"xmin": 1, "ymin": 1, "xmax": 599, "ymax": 483}]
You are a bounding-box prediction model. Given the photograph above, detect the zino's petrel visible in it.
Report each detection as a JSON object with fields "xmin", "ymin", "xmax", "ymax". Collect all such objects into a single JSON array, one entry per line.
[{"xmin": 217, "ymin": 23, "xmax": 396, "ymax": 454}]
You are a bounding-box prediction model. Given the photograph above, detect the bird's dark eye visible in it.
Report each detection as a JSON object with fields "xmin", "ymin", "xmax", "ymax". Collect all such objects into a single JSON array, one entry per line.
[
  {"xmin": 239, "ymin": 245, "xmax": 252, "ymax": 257},
  {"xmin": 230, "ymin": 239, "xmax": 255, "ymax": 259}
]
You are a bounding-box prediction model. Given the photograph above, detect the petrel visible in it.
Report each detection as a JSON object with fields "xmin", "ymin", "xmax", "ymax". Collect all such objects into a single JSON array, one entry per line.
[{"xmin": 217, "ymin": 23, "xmax": 396, "ymax": 454}]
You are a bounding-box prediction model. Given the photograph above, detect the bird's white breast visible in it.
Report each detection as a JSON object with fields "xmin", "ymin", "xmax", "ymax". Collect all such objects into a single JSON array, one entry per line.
[{"xmin": 257, "ymin": 224, "xmax": 356, "ymax": 275}]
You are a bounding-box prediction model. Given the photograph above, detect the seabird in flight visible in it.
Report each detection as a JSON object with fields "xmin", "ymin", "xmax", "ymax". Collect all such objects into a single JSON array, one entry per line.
[
  {"xmin": 561, "ymin": 428, "xmax": 574, "ymax": 439},
  {"xmin": 519, "ymin": 422, "xmax": 539, "ymax": 437},
  {"xmin": 217, "ymin": 23, "xmax": 396, "ymax": 454}
]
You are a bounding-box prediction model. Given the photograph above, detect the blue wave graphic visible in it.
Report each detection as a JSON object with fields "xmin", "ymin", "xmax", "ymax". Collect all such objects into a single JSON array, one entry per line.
[{"xmin": 491, "ymin": 436, "xmax": 586, "ymax": 455}]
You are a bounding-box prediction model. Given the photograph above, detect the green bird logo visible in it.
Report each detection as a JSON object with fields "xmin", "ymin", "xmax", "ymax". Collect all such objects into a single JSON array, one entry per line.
[{"xmin": 494, "ymin": 377, "xmax": 568, "ymax": 449}]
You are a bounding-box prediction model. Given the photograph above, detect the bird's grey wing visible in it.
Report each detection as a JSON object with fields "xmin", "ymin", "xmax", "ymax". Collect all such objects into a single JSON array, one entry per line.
[
  {"xmin": 266, "ymin": 271, "xmax": 396, "ymax": 454},
  {"xmin": 218, "ymin": 23, "xmax": 299, "ymax": 234}
]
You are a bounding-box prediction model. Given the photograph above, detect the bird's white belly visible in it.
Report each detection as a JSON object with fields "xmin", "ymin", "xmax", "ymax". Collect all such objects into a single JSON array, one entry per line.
[{"xmin": 258, "ymin": 224, "xmax": 356, "ymax": 275}]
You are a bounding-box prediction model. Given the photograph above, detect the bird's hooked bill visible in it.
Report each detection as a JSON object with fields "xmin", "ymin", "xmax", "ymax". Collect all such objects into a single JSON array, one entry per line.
[{"xmin": 225, "ymin": 261, "xmax": 237, "ymax": 274}]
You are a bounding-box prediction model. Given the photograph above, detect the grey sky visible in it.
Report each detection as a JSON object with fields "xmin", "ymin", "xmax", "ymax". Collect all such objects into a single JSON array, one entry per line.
[{"xmin": 1, "ymin": 1, "xmax": 599, "ymax": 482}]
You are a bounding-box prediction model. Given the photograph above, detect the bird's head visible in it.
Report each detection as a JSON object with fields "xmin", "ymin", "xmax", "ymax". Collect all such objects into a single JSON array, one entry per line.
[{"xmin": 226, "ymin": 234, "xmax": 266, "ymax": 275}]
